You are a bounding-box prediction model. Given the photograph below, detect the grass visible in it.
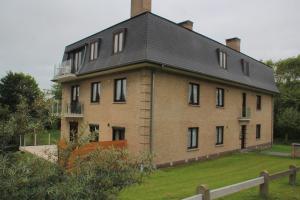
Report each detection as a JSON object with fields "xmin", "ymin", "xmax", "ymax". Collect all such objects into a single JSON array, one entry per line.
[
  {"xmin": 119, "ymin": 152, "xmax": 300, "ymax": 200},
  {"xmin": 263, "ymin": 144, "xmax": 292, "ymax": 153},
  {"xmin": 24, "ymin": 129, "xmax": 60, "ymax": 146}
]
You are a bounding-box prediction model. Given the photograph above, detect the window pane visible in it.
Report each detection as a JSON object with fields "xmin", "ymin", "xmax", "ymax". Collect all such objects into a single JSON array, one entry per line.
[
  {"xmin": 187, "ymin": 129, "xmax": 191, "ymax": 148},
  {"xmin": 94, "ymin": 42, "xmax": 98, "ymax": 59},
  {"xmin": 74, "ymin": 53, "xmax": 78, "ymax": 70},
  {"xmin": 122, "ymin": 79, "xmax": 126, "ymax": 100},
  {"xmin": 118, "ymin": 32, "xmax": 123, "ymax": 52},
  {"xmin": 192, "ymin": 129, "xmax": 197, "ymax": 147},
  {"xmin": 97, "ymin": 83, "xmax": 101, "ymax": 99},
  {"xmin": 189, "ymin": 84, "xmax": 192, "ymax": 103},
  {"xmin": 72, "ymin": 87, "xmax": 76, "ymax": 101},
  {"xmin": 223, "ymin": 53, "xmax": 226, "ymax": 68},
  {"xmin": 219, "ymin": 90, "xmax": 223, "ymax": 106},
  {"xmin": 114, "ymin": 34, "xmax": 118, "ymax": 53},
  {"xmin": 219, "ymin": 52, "xmax": 223, "ymax": 67},
  {"xmin": 216, "ymin": 89, "xmax": 219, "ymax": 106},
  {"xmin": 90, "ymin": 43, "xmax": 94, "ymax": 60},
  {"xmin": 193, "ymin": 85, "xmax": 198, "ymax": 103},
  {"xmin": 93, "ymin": 84, "xmax": 97, "ymax": 101},
  {"xmin": 116, "ymin": 80, "xmax": 121, "ymax": 100}
]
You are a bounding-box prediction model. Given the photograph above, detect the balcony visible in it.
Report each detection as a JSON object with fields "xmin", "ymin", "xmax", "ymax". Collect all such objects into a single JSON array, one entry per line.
[
  {"xmin": 238, "ymin": 107, "xmax": 251, "ymax": 122},
  {"xmin": 51, "ymin": 101, "xmax": 62, "ymax": 117},
  {"xmin": 63, "ymin": 102, "xmax": 84, "ymax": 118},
  {"xmin": 53, "ymin": 60, "xmax": 77, "ymax": 82}
]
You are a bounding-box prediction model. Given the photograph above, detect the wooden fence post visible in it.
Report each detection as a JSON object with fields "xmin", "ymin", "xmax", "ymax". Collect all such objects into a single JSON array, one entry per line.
[
  {"xmin": 197, "ymin": 184, "xmax": 210, "ymax": 200},
  {"xmin": 259, "ymin": 170, "xmax": 269, "ymax": 197},
  {"xmin": 289, "ymin": 165, "xmax": 297, "ymax": 186}
]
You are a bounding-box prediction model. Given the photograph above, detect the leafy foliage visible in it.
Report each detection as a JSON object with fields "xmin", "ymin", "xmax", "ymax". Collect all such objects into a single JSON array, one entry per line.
[{"xmin": 267, "ymin": 55, "xmax": 300, "ymax": 142}]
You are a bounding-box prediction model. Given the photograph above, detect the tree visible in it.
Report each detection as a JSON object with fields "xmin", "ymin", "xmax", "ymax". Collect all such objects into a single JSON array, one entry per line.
[
  {"xmin": 0, "ymin": 71, "xmax": 41, "ymax": 113},
  {"xmin": 266, "ymin": 55, "xmax": 300, "ymax": 142},
  {"xmin": 51, "ymin": 83, "xmax": 62, "ymax": 100}
]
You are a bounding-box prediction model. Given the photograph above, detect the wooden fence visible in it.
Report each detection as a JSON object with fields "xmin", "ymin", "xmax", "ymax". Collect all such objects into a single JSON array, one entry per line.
[{"xmin": 183, "ymin": 165, "xmax": 299, "ymax": 200}]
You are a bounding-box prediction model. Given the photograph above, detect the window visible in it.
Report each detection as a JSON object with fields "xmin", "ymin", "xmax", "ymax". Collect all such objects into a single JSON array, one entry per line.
[
  {"xmin": 114, "ymin": 78, "xmax": 126, "ymax": 102},
  {"xmin": 216, "ymin": 88, "xmax": 225, "ymax": 107},
  {"xmin": 256, "ymin": 95, "xmax": 261, "ymax": 110},
  {"xmin": 71, "ymin": 85, "xmax": 80, "ymax": 102},
  {"xmin": 90, "ymin": 41, "xmax": 99, "ymax": 60},
  {"xmin": 91, "ymin": 82, "xmax": 100, "ymax": 103},
  {"xmin": 256, "ymin": 124, "xmax": 261, "ymax": 139},
  {"xmin": 113, "ymin": 31, "xmax": 125, "ymax": 54},
  {"xmin": 73, "ymin": 50, "xmax": 83, "ymax": 72},
  {"xmin": 112, "ymin": 127, "xmax": 125, "ymax": 140},
  {"xmin": 89, "ymin": 124, "xmax": 99, "ymax": 142},
  {"xmin": 187, "ymin": 127, "xmax": 198, "ymax": 149},
  {"xmin": 242, "ymin": 59, "xmax": 250, "ymax": 76},
  {"xmin": 188, "ymin": 83, "xmax": 199, "ymax": 105},
  {"xmin": 216, "ymin": 126, "xmax": 224, "ymax": 145},
  {"xmin": 218, "ymin": 50, "xmax": 227, "ymax": 69}
]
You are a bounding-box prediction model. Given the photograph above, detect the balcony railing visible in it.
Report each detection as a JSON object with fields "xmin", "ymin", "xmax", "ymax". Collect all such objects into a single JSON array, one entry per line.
[
  {"xmin": 239, "ymin": 107, "xmax": 251, "ymax": 122},
  {"xmin": 64, "ymin": 102, "xmax": 84, "ymax": 118},
  {"xmin": 53, "ymin": 60, "xmax": 76, "ymax": 81},
  {"xmin": 51, "ymin": 101, "xmax": 62, "ymax": 116}
]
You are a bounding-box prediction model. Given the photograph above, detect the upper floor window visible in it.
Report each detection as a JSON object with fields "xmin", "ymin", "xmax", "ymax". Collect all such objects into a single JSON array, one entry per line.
[
  {"xmin": 113, "ymin": 31, "xmax": 125, "ymax": 54},
  {"xmin": 72, "ymin": 49, "xmax": 84, "ymax": 72},
  {"xmin": 242, "ymin": 59, "xmax": 250, "ymax": 76},
  {"xmin": 188, "ymin": 83, "xmax": 199, "ymax": 105},
  {"xmin": 90, "ymin": 41, "xmax": 99, "ymax": 61},
  {"xmin": 91, "ymin": 82, "xmax": 100, "ymax": 103},
  {"xmin": 216, "ymin": 88, "xmax": 225, "ymax": 107},
  {"xmin": 89, "ymin": 124, "xmax": 99, "ymax": 142},
  {"xmin": 256, "ymin": 95, "xmax": 261, "ymax": 110},
  {"xmin": 218, "ymin": 50, "xmax": 227, "ymax": 69},
  {"xmin": 216, "ymin": 126, "xmax": 224, "ymax": 145},
  {"xmin": 114, "ymin": 78, "xmax": 126, "ymax": 102},
  {"xmin": 187, "ymin": 127, "xmax": 198, "ymax": 149},
  {"xmin": 71, "ymin": 85, "xmax": 80, "ymax": 102},
  {"xmin": 112, "ymin": 127, "xmax": 125, "ymax": 141},
  {"xmin": 256, "ymin": 124, "xmax": 261, "ymax": 139}
]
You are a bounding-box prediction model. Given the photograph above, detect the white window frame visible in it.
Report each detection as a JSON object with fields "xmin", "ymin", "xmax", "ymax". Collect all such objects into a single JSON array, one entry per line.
[
  {"xmin": 219, "ymin": 51, "xmax": 227, "ymax": 69},
  {"xmin": 113, "ymin": 31, "xmax": 125, "ymax": 54}
]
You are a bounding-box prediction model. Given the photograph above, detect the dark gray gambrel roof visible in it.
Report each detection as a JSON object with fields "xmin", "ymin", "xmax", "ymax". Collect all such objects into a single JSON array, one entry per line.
[{"xmin": 63, "ymin": 12, "xmax": 279, "ymax": 93}]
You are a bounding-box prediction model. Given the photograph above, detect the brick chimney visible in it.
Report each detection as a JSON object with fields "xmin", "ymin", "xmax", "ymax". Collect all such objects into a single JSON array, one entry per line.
[
  {"xmin": 178, "ymin": 20, "xmax": 193, "ymax": 30},
  {"xmin": 131, "ymin": 0, "xmax": 152, "ymax": 17},
  {"xmin": 226, "ymin": 37, "xmax": 241, "ymax": 52}
]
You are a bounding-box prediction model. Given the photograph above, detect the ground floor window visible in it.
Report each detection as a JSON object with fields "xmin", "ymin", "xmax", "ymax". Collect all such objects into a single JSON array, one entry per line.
[
  {"xmin": 89, "ymin": 124, "xmax": 99, "ymax": 142},
  {"xmin": 187, "ymin": 127, "xmax": 198, "ymax": 149},
  {"xmin": 256, "ymin": 124, "xmax": 261, "ymax": 139},
  {"xmin": 112, "ymin": 127, "xmax": 125, "ymax": 141},
  {"xmin": 69, "ymin": 121, "xmax": 78, "ymax": 142},
  {"xmin": 216, "ymin": 126, "xmax": 224, "ymax": 145}
]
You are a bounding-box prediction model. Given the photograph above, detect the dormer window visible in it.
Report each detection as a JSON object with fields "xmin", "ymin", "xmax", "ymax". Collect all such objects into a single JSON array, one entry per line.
[
  {"xmin": 242, "ymin": 59, "xmax": 250, "ymax": 76},
  {"xmin": 90, "ymin": 41, "xmax": 99, "ymax": 61},
  {"xmin": 73, "ymin": 49, "xmax": 84, "ymax": 72},
  {"xmin": 218, "ymin": 50, "xmax": 227, "ymax": 69},
  {"xmin": 113, "ymin": 30, "xmax": 125, "ymax": 54}
]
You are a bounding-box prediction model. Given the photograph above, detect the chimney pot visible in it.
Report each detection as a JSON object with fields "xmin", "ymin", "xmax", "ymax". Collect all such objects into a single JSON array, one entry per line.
[
  {"xmin": 131, "ymin": 0, "xmax": 151, "ymax": 17},
  {"xmin": 226, "ymin": 37, "xmax": 241, "ymax": 52},
  {"xmin": 178, "ymin": 20, "xmax": 194, "ymax": 30}
]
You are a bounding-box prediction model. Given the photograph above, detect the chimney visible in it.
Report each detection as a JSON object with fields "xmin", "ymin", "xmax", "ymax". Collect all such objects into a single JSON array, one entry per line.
[
  {"xmin": 178, "ymin": 20, "xmax": 194, "ymax": 30},
  {"xmin": 226, "ymin": 37, "xmax": 241, "ymax": 52},
  {"xmin": 131, "ymin": 0, "xmax": 152, "ymax": 17}
]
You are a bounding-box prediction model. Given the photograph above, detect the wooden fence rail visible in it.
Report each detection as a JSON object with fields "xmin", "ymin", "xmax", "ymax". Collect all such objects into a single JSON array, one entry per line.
[{"xmin": 182, "ymin": 165, "xmax": 300, "ymax": 200}]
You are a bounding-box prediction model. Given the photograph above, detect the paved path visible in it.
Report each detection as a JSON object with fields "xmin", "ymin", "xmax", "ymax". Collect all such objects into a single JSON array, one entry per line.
[{"xmin": 19, "ymin": 145, "xmax": 58, "ymax": 163}]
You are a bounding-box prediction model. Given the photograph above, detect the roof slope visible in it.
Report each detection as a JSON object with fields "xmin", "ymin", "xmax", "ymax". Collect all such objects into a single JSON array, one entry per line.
[{"xmin": 64, "ymin": 12, "xmax": 278, "ymax": 93}]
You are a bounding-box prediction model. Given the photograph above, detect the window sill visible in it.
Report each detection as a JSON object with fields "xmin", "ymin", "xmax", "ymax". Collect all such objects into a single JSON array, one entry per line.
[
  {"xmin": 215, "ymin": 144, "xmax": 224, "ymax": 147},
  {"xmin": 187, "ymin": 148, "xmax": 199, "ymax": 152},
  {"xmin": 188, "ymin": 104, "xmax": 200, "ymax": 107},
  {"xmin": 113, "ymin": 101, "xmax": 126, "ymax": 104},
  {"xmin": 90, "ymin": 102, "xmax": 100, "ymax": 105},
  {"xmin": 216, "ymin": 106, "xmax": 225, "ymax": 109}
]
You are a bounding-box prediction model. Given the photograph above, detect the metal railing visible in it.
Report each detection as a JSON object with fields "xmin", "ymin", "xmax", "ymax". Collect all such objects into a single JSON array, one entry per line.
[
  {"xmin": 54, "ymin": 60, "xmax": 73, "ymax": 78},
  {"xmin": 65, "ymin": 102, "xmax": 84, "ymax": 116},
  {"xmin": 51, "ymin": 101, "xmax": 62, "ymax": 116},
  {"xmin": 240, "ymin": 107, "xmax": 251, "ymax": 119}
]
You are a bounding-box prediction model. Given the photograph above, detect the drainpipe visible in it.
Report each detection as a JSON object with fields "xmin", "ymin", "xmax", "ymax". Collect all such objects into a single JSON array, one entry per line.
[{"xmin": 149, "ymin": 70, "xmax": 155, "ymax": 153}]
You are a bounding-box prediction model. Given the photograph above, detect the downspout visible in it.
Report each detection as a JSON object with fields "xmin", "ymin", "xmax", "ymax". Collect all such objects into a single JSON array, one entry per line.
[{"xmin": 149, "ymin": 70, "xmax": 155, "ymax": 153}]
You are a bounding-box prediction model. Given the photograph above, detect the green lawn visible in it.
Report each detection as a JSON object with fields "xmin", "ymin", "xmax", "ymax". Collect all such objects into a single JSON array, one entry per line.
[
  {"xmin": 120, "ymin": 153, "xmax": 300, "ymax": 200},
  {"xmin": 264, "ymin": 144, "xmax": 292, "ymax": 153},
  {"xmin": 23, "ymin": 129, "xmax": 60, "ymax": 146}
]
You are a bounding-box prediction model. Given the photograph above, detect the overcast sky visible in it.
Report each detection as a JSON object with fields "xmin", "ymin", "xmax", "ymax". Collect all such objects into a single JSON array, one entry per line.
[{"xmin": 0, "ymin": 0, "xmax": 299, "ymax": 89}]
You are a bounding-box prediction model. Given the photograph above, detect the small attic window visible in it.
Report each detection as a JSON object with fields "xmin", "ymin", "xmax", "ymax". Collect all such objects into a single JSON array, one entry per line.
[
  {"xmin": 241, "ymin": 59, "xmax": 250, "ymax": 76},
  {"xmin": 218, "ymin": 49, "xmax": 227, "ymax": 69},
  {"xmin": 113, "ymin": 29, "xmax": 126, "ymax": 54},
  {"xmin": 90, "ymin": 40, "xmax": 100, "ymax": 61}
]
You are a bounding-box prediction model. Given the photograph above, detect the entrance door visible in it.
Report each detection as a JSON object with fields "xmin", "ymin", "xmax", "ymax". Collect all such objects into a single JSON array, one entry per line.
[
  {"xmin": 241, "ymin": 125, "xmax": 246, "ymax": 149},
  {"xmin": 242, "ymin": 93, "xmax": 247, "ymax": 117},
  {"xmin": 69, "ymin": 122, "xmax": 78, "ymax": 142}
]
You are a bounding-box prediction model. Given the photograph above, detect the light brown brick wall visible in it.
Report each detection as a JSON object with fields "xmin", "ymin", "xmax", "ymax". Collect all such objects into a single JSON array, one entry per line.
[
  {"xmin": 151, "ymin": 71, "xmax": 273, "ymax": 165},
  {"xmin": 60, "ymin": 68, "xmax": 273, "ymax": 165}
]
